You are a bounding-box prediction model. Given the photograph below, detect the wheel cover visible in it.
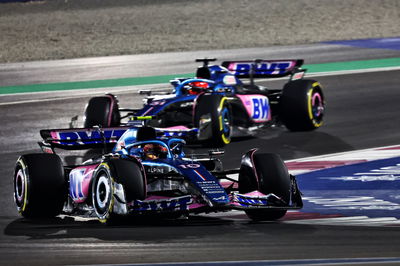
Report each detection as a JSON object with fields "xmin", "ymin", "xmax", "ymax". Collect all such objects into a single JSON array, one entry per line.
[
  {"xmin": 307, "ymin": 87, "xmax": 324, "ymax": 127},
  {"xmin": 14, "ymin": 168, "xmax": 27, "ymax": 210},
  {"xmin": 218, "ymin": 98, "xmax": 232, "ymax": 144},
  {"xmin": 94, "ymin": 172, "xmax": 112, "ymax": 219},
  {"xmin": 312, "ymin": 92, "xmax": 324, "ymax": 119},
  {"xmin": 221, "ymin": 108, "xmax": 231, "ymax": 135}
]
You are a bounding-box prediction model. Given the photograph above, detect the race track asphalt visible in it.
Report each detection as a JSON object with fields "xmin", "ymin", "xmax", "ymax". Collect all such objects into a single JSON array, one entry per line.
[{"xmin": 0, "ymin": 45, "xmax": 400, "ymax": 265}]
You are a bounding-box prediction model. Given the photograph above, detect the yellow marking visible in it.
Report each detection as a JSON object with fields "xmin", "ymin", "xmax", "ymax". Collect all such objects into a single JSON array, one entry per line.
[
  {"xmin": 99, "ymin": 162, "xmax": 110, "ymax": 169},
  {"xmin": 312, "ymin": 82, "xmax": 320, "ymax": 88},
  {"xmin": 307, "ymin": 89, "xmax": 313, "ymax": 121},
  {"xmin": 218, "ymin": 97, "xmax": 228, "ymax": 131},
  {"xmin": 221, "ymin": 133, "xmax": 230, "ymax": 144},
  {"xmin": 130, "ymin": 116, "xmax": 153, "ymax": 120},
  {"xmin": 218, "ymin": 97, "xmax": 230, "ymax": 144}
]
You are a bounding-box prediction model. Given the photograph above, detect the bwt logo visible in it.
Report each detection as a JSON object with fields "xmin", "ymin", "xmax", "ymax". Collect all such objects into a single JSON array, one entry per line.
[
  {"xmin": 234, "ymin": 62, "xmax": 291, "ymax": 75},
  {"xmin": 252, "ymin": 98, "xmax": 269, "ymax": 120},
  {"xmin": 58, "ymin": 129, "xmax": 126, "ymax": 145},
  {"xmin": 131, "ymin": 196, "xmax": 192, "ymax": 212}
]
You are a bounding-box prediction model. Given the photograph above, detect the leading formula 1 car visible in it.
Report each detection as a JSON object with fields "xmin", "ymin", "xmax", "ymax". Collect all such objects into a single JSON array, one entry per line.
[
  {"xmin": 13, "ymin": 120, "xmax": 302, "ymax": 224},
  {"xmin": 83, "ymin": 58, "xmax": 325, "ymax": 147}
]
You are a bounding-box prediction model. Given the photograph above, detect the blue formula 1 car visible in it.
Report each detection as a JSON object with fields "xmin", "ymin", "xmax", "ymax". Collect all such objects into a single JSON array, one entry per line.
[
  {"xmin": 13, "ymin": 121, "xmax": 302, "ymax": 224},
  {"xmin": 83, "ymin": 58, "xmax": 325, "ymax": 147}
]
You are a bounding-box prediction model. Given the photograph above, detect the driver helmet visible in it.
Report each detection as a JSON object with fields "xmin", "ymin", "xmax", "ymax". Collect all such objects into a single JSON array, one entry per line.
[
  {"xmin": 186, "ymin": 81, "xmax": 209, "ymax": 95},
  {"xmin": 143, "ymin": 143, "xmax": 168, "ymax": 160}
]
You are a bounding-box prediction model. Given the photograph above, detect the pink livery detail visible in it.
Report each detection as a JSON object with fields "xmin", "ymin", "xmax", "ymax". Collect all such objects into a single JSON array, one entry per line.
[
  {"xmin": 236, "ymin": 94, "xmax": 271, "ymax": 123},
  {"xmin": 240, "ymin": 190, "xmax": 268, "ymax": 197},
  {"xmin": 69, "ymin": 164, "xmax": 98, "ymax": 203},
  {"xmin": 156, "ymin": 125, "xmax": 190, "ymax": 131}
]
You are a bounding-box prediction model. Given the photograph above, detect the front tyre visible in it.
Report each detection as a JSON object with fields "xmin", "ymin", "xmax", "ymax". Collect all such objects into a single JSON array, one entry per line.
[
  {"xmin": 14, "ymin": 154, "xmax": 66, "ymax": 219},
  {"xmin": 92, "ymin": 163, "xmax": 115, "ymax": 223},
  {"xmin": 92, "ymin": 159, "xmax": 146, "ymax": 224},
  {"xmin": 194, "ymin": 94, "xmax": 232, "ymax": 147},
  {"xmin": 239, "ymin": 151, "xmax": 291, "ymax": 221},
  {"xmin": 280, "ymin": 80, "xmax": 325, "ymax": 131}
]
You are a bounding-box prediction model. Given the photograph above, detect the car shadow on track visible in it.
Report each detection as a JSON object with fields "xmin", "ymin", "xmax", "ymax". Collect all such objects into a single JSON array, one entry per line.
[
  {"xmin": 3, "ymin": 214, "xmax": 316, "ymax": 242},
  {"xmin": 3, "ymin": 215, "xmax": 233, "ymax": 241}
]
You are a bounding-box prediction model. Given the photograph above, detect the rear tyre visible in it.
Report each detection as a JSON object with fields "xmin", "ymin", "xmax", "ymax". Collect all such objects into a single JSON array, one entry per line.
[
  {"xmin": 14, "ymin": 154, "xmax": 66, "ymax": 219},
  {"xmin": 194, "ymin": 94, "xmax": 232, "ymax": 147},
  {"xmin": 239, "ymin": 152, "xmax": 290, "ymax": 221},
  {"xmin": 84, "ymin": 94, "xmax": 120, "ymax": 128},
  {"xmin": 280, "ymin": 80, "xmax": 325, "ymax": 131},
  {"xmin": 92, "ymin": 159, "xmax": 146, "ymax": 224}
]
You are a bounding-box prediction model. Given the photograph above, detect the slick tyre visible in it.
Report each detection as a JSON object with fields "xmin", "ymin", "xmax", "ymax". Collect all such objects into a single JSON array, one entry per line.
[
  {"xmin": 239, "ymin": 152, "xmax": 290, "ymax": 221},
  {"xmin": 92, "ymin": 159, "xmax": 146, "ymax": 224},
  {"xmin": 194, "ymin": 94, "xmax": 232, "ymax": 147},
  {"xmin": 280, "ymin": 80, "xmax": 325, "ymax": 131},
  {"xmin": 84, "ymin": 94, "xmax": 120, "ymax": 128},
  {"xmin": 14, "ymin": 154, "xmax": 66, "ymax": 219}
]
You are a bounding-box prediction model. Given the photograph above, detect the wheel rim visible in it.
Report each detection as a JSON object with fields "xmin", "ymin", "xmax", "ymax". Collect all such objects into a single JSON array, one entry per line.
[
  {"xmin": 221, "ymin": 107, "xmax": 231, "ymax": 135},
  {"xmin": 220, "ymin": 107, "xmax": 231, "ymax": 144},
  {"xmin": 94, "ymin": 173, "xmax": 111, "ymax": 214},
  {"xmin": 14, "ymin": 168, "xmax": 26, "ymax": 208},
  {"xmin": 310, "ymin": 90, "xmax": 324, "ymax": 125}
]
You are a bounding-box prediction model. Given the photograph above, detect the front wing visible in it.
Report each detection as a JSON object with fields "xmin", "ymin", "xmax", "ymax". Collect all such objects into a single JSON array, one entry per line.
[{"xmin": 112, "ymin": 184, "xmax": 303, "ymax": 216}]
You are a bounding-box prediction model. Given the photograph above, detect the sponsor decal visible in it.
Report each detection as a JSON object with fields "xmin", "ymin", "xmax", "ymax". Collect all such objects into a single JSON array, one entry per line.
[
  {"xmin": 235, "ymin": 196, "xmax": 269, "ymax": 207},
  {"xmin": 130, "ymin": 195, "xmax": 192, "ymax": 212},
  {"xmin": 162, "ymin": 131, "xmax": 187, "ymax": 137},
  {"xmin": 179, "ymin": 102, "xmax": 194, "ymax": 108},
  {"xmin": 297, "ymin": 156, "xmax": 400, "ymax": 218},
  {"xmin": 196, "ymin": 181, "xmax": 226, "ymax": 194},
  {"xmin": 232, "ymin": 192, "xmax": 279, "ymax": 207},
  {"xmin": 297, "ymin": 157, "xmax": 400, "ymax": 190},
  {"xmin": 149, "ymin": 100, "xmax": 166, "ymax": 106},
  {"xmin": 56, "ymin": 129, "xmax": 126, "ymax": 146},
  {"xmin": 305, "ymin": 196, "xmax": 400, "ymax": 211},
  {"xmin": 320, "ymin": 163, "xmax": 400, "ymax": 182},
  {"xmin": 236, "ymin": 95, "xmax": 270, "ymax": 122},
  {"xmin": 229, "ymin": 61, "xmax": 294, "ymax": 76}
]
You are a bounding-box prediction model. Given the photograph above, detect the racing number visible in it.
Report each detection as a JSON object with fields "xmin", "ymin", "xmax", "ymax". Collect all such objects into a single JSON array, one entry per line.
[{"xmin": 69, "ymin": 170, "xmax": 85, "ymax": 201}]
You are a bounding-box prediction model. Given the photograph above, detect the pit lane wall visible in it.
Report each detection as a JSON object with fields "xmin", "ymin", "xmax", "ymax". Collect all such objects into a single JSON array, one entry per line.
[{"xmin": 286, "ymin": 145, "xmax": 400, "ymax": 220}]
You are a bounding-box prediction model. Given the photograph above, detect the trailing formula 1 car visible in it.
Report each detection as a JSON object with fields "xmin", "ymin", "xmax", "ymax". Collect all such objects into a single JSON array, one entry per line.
[
  {"xmin": 83, "ymin": 58, "xmax": 325, "ymax": 147},
  {"xmin": 13, "ymin": 120, "xmax": 303, "ymax": 224}
]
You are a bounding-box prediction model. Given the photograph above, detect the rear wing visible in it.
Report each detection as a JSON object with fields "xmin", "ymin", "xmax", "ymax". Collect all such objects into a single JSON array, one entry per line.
[
  {"xmin": 40, "ymin": 127, "xmax": 129, "ymax": 150},
  {"xmin": 221, "ymin": 59, "xmax": 304, "ymax": 78}
]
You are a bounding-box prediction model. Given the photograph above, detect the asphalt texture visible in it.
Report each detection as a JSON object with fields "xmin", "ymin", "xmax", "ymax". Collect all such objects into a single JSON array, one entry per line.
[{"xmin": 0, "ymin": 46, "xmax": 400, "ymax": 265}]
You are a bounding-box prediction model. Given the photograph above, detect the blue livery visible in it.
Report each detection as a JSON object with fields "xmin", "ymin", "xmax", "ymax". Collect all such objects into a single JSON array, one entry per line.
[{"xmin": 83, "ymin": 58, "xmax": 325, "ymax": 147}]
